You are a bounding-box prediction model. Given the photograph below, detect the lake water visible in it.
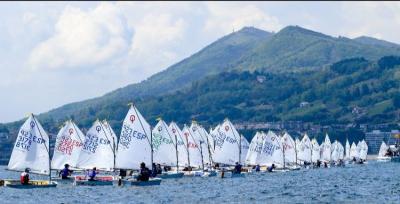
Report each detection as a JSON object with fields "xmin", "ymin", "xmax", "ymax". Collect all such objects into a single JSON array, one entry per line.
[{"xmin": 1, "ymin": 161, "xmax": 400, "ymax": 203}]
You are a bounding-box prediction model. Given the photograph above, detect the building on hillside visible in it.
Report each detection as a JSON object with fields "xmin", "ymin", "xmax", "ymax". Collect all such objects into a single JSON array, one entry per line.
[{"xmin": 365, "ymin": 130, "xmax": 400, "ymax": 154}]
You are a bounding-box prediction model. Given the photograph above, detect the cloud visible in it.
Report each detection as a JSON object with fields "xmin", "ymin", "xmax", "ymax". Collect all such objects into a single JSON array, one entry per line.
[
  {"xmin": 28, "ymin": 2, "xmax": 132, "ymax": 71},
  {"xmin": 339, "ymin": 2, "xmax": 400, "ymax": 43},
  {"xmin": 204, "ymin": 2, "xmax": 282, "ymax": 35}
]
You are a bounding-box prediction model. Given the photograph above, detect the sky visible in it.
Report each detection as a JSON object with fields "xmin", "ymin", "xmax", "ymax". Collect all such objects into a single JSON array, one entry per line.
[{"xmin": 1, "ymin": 1, "xmax": 400, "ymax": 123}]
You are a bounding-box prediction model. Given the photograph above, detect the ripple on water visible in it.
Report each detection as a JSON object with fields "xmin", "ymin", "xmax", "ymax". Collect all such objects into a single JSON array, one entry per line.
[{"xmin": 1, "ymin": 162, "xmax": 400, "ymax": 203}]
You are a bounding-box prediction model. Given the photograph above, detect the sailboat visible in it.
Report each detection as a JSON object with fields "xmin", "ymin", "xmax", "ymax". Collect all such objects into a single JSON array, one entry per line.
[
  {"xmin": 321, "ymin": 134, "xmax": 331, "ymax": 163},
  {"xmin": 245, "ymin": 131, "xmax": 264, "ymax": 166},
  {"xmin": 115, "ymin": 104, "xmax": 161, "ymax": 186},
  {"xmin": 182, "ymin": 125, "xmax": 203, "ymax": 170},
  {"xmin": 3, "ymin": 114, "xmax": 57, "ymax": 188},
  {"xmin": 377, "ymin": 141, "xmax": 390, "ymax": 162},
  {"xmin": 311, "ymin": 138, "xmax": 320, "ymax": 164},
  {"xmin": 152, "ymin": 119, "xmax": 184, "ymax": 179},
  {"xmin": 213, "ymin": 119, "xmax": 244, "ymax": 178},
  {"xmin": 74, "ymin": 120, "xmax": 115, "ymax": 186},
  {"xmin": 257, "ymin": 130, "xmax": 284, "ymax": 169},
  {"xmin": 350, "ymin": 142, "xmax": 359, "ymax": 160},
  {"xmin": 297, "ymin": 134, "xmax": 312, "ymax": 165},
  {"xmin": 281, "ymin": 132, "xmax": 298, "ymax": 169},
  {"xmin": 345, "ymin": 139, "xmax": 351, "ymax": 160},
  {"xmin": 190, "ymin": 122, "xmax": 212, "ymax": 168},
  {"xmin": 169, "ymin": 122, "xmax": 190, "ymax": 168},
  {"xmin": 358, "ymin": 140, "xmax": 368, "ymax": 161},
  {"xmin": 240, "ymin": 135, "xmax": 249, "ymax": 166},
  {"xmin": 51, "ymin": 120, "xmax": 84, "ymax": 183},
  {"xmin": 331, "ymin": 141, "xmax": 340, "ymax": 162}
]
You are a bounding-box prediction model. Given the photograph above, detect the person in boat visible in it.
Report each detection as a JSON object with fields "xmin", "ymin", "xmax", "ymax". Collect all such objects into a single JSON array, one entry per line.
[
  {"xmin": 267, "ymin": 164, "xmax": 275, "ymax": 172},
  {"xmin": 316, "ymin": 160, "xmax": 321, "ymax": 168},
  {"xmin": 59, "ymin": 164, "xmax": 73, "ymax": 179},
  {"xmin": 323, "ymin": 162, "xmax": 328, "ymax": 168},
  {"xmin": 233, "ymin": 162, "xmax": 242, "ymax": 174},
  {"xmin": 214, "ymin": 163, "xmax": 220, "ymax": 170},
  {"xmin": 255, "ymin": 164, "xmax": 261, "ymax": 172},
  {"xmin": 156, "ymin": 164, "xmax": 163, "ymax": 175},
  {"xmin": 352, "ymin": 157, "xmax": 357, "ymax": 162},
  {"xmin": 119, "ymin": 169, "xmax": 127, "ymax": 179},
  {"xmin": 151, "ymin": 163, "xmax": 157, "ymax": 177},
  {"xmin": 88, "ymin": 167, "xmax": 99, "ymax": 181},
  {"xmin": 137, "ymin": 162, "xmax": 151, "ymax": 182},
  {"xmin": 20, "ymin": 168, "xmax": 30, "ymax": 185}
]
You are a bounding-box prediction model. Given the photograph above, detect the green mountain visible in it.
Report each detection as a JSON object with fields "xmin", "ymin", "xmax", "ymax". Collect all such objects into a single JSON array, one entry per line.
[
  {"xmin": 235, "ymin": 26, "xmax": 400, "ymax": 72},
  {"xmin": 2, "ymin": 25, "xmax": 400, "ymax": 140}
]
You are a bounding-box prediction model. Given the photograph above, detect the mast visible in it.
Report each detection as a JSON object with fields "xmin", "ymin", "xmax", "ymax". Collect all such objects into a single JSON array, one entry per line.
[
  {"xmin": 188, "ymin": 124, "xmax": 203, "ymax": 170},
  {"xmin": 282, "ymin": 133, "xmax": 286, "ymax": 169},
  {"xmin": 32, "ymin": 114, "xmax": 51, "ymax": 182},
  {"xmin": 181, "ymin": 124, "xmax": 191, "ymax": 168},
  {"xmin": 198, "ymin": 125, "xmax": 213, "ymax": 168},
  {"xmin": 161, "ymin": 120, "xmax": 179, "ymax": 173}
]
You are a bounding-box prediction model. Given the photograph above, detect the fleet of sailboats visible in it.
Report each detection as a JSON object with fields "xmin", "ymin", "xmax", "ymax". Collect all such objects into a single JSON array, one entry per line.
[{"xmin": 1, "ymin": 104, "xmax": 374, "ymax": 188}]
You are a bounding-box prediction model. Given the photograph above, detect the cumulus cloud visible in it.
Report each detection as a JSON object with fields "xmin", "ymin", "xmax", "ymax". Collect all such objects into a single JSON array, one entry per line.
[
  {"xmin": 29, "ymin": 2, "xmax": 132, "ymax": 70},
  {"xmin": 340, "ymin": 2, "xmax": 400, "ymax": 43},
  {"xmin": 204, "ymin": 2, "xmax": 282, "ymax": 35}
]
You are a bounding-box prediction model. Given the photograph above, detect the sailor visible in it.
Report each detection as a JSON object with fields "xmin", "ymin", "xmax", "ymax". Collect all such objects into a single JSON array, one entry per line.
[
  {"xmin": 316, "ymin": 160, "xmax": 321, "ymax": 168},
  {"xmin": 137, "ymin": 162, "xmax": 151, "ymax": 182},
  {"xmin": 151, "ymin": 163, "xmax": 157, "ymax": 177},
  {"xmin": 233, "ymin": 162, "xmax": 242, "ymax": 174},
  {"xmin": 156, "ymin": 164, "xmax": 163, "ymax": 175},
  {"xmin": 88, "ymin": 167, "xmax": 98, "ymax": 181},
  {"xmin": 323, "ymin": 162, "xmax": 328, "ymax": 168},
  {"xmin": 267, "ymin": 164, "xmax": 275, "ymax": 172},
  {"xmin": 255, "ymin": 164, "xmax": 261, "ymax": 172},
  {"xmin": 20, "ymin": 168, "xmax": 30, "ymax": 185},
  {"xmin": 59, "ymin": 164, "xmax": 73, "ymax": 179}
]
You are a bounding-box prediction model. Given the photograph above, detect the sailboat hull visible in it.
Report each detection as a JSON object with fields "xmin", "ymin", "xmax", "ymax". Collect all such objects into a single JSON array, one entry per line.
[
  {"xmin": 157, "ymin": 172, "xmax": 184, "ymax": 179},
  {"xmin": 123, "ymin": 178, "xmax": 162, "ymax": 186},
  {"xmin": 73, "ymin": 175, "xmax": 114, "ymax": 186},
  {"xmin": 3, "ymin": 180, "xmax": 57, "ymax": 188}
]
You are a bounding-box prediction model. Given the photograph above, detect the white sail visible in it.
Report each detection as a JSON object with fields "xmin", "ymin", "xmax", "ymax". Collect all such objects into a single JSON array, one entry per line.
[
  {"xmin": 115, "ymin": 105, "xmax": 152, "ymax": 170},
  {"xmin": 321, "ymin": 134, "xmax": 331, "ymax": 162},
  {"xmin": 257, "ymin": 131, "xmax": 284, "ymax": 167},
  {"xmin": 190, "ymin": 123, "xmax": 211, "ymax": 165},
  {"xmin": 240, "ymin": 135, "xmax": 250, "ymax": 165},
  {"xmin": 103, "ymin": 120, "xmax": 118, "ymax": 152},
  {"xmin": 311, "ymin": 138, "xmax": 320, "ymax": 163},
  {"xmin": 199, "ymin": 125, "xmax": 214, "ymax": 163},
  {"xmin": 298, "ymin": 134, "xmax": 312, "ymax": 163},
  {"xmin": 212, "ymin": 119, "xmax": 241, "ymax": 165},
  {"xmin": 8, "ymin": 114, "xmax": 50, "ymax": 175},
  {"xmin": 338, "ymin": 142, "xmax": 345, "ymax": 160},
  {"xmin": 245, "ymin": 132, "xmax": 264, "ymax": 166},
  {"xmin": 76, "ymin": 120, "xmax": 114, "ymax": 170},
  {"xmin": 350, "ymin": 142, "xmax": 358, "ymax": 159},
  {"xmin": 209, "ymin": 124, "xmax": 221, "ymax": 152},
  {"xmin": 359, "ymin": 140, "xmax": 368, "ymax": 160},
  {"xmin": 378, "ymin": 141, "xmax": 389, "ymax": 157},
  {"xmin": 345, "ymin": 139, "xmax": 350, "ymax": 160},
  {"xmin": 281, "ymin": 132, "xmax": 296, "ymax": 165},
  {"xmin": 152, "ymin": 120, "xmax": 176, "ymax": 166},
  {"xmin": 51, "ymin": 120, "xmax": 85, "ymax": 170},
  {"xmin": 182, "ymin": 125, "xmax": 203, "ymax": 168},
  {"xmin": 331, "ymin": 141, "xmax": 340, "ymax": 162},
  {"xmin": 169, "ymin": 122, "xmax": 189, "ymax": 167}
]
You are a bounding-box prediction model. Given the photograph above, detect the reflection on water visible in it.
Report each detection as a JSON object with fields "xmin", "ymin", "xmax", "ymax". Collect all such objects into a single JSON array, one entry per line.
[{"xmin": 1, "ymin": 162, "xmax": 400, "ymax": 203}]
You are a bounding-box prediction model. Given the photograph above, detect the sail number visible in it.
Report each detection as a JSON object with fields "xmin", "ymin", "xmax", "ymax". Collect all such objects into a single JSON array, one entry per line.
[{"xmin": 15, "ymin": 129, "xmax": 46, "ymax": 151}]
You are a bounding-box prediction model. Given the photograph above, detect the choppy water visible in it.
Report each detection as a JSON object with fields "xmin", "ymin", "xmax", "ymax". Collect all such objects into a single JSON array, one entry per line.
[{"xmin": 1, "ymin": 161, "xmax": 400, "ymax": 203}]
